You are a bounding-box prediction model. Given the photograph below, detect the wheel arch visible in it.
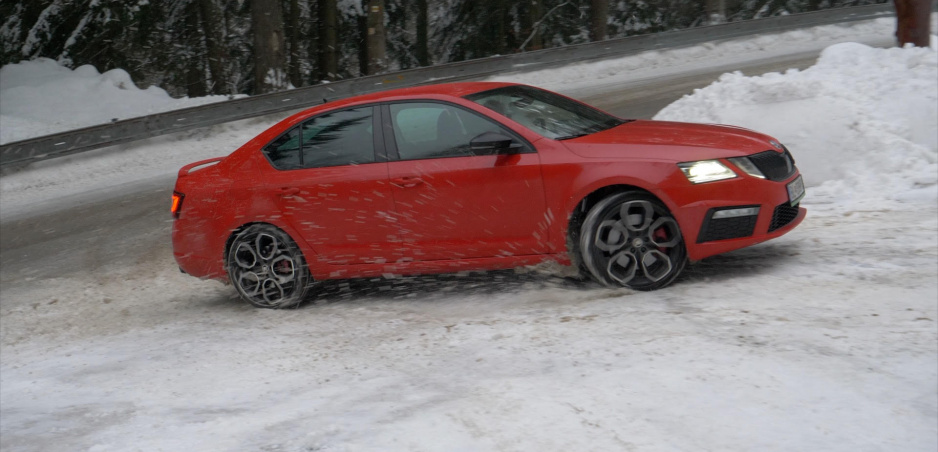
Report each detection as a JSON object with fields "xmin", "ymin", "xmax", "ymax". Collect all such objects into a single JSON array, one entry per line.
[
  {"xmin": 564, "ymin": 183, "xmax": 676, "ymax": 257},
  {"xmin": 568, "ymin": 184, "xmax": 688, "ymax": 290},
  {"xmin": 223, "ymin": 221, "xmax": 314, "ymax": 270}
]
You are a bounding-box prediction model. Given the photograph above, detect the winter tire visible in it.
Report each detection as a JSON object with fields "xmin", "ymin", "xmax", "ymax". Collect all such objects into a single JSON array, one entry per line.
[
  {"xmin": 579, "ymin": 192, "xmax": 687, "ymax": 290},
  {"xmin": 227, "ymin": 224, "xmax": 311, "ymax": 308}
]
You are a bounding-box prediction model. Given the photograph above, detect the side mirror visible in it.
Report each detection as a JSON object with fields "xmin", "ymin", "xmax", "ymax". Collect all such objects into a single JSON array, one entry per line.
[{"xmin": 470, "ymin": 132, "xmax": 521, "ymax": 155}]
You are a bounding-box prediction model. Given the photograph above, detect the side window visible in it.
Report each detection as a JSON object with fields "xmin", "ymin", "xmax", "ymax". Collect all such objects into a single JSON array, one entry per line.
[
  {"xmin": 263, "ymin": 106, "xmax": 375, "ymax": 170},
  {"xmin": 264, "ymin": 127, "xmax": 302, "ymax": 169},
  {"xmin": 389, "ymin": 103, "xmax": 508, "ymax": 161}
]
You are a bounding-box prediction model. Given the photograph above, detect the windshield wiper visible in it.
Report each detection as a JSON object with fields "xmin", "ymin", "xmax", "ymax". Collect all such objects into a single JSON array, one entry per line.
[{"xmin": 556, "ymin": 132, "xmax": 592, "ymax": 140}]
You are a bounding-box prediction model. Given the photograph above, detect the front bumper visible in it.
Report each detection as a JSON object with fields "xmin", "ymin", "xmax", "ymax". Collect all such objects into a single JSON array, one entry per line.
[{"xmin": 670, "ymin": 171, "xmax": 806, "ymax": 261}]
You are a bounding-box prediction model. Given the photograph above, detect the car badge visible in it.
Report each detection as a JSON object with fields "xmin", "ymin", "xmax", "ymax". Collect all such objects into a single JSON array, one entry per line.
[{"xmin": 769, "ymin": 140, "xmax": 783, "ymax": 150}]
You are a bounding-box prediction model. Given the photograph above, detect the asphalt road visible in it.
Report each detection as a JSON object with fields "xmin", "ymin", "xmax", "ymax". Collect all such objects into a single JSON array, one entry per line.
[{"xmin": 0, "ymin": 51, "xmax": 849, "ymax": 295}]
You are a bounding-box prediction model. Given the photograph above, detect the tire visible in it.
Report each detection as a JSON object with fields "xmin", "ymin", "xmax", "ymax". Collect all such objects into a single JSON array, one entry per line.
[
  {"xmin": 579, "ymin": 192, "xmax": 687, "ymax": 290},
  {"xmin": 226, "ymin": 224, "xmax": 311, "ymax": 308}
]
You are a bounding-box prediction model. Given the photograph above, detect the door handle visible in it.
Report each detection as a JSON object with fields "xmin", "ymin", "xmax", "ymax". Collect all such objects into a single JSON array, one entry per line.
[
  {"xmin": 278, "ymin": 187, "xmax": 300, "ymax": 196},
  {"xmin": 390, "ymin": 177, "xmax": 424, "ymax": 188}
]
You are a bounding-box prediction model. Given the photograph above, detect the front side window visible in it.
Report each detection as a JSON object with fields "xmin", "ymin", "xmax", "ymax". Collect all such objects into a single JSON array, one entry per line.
[
  {"xmin": 389, "ymin": 102, "xmax": 509, "ymax": 161},
  {"xmin": 263, "ymin": 107, "xmax": 375, "ymax": 170},
  {"xmin": 465, "ymin": 85, "xmax": 624, "ymax": 140}
]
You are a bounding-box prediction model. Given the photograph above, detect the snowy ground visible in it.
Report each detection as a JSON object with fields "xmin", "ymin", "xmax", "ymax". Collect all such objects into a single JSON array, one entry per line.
[
  {"xmin": 1, "ymin": 17, "xmax": 937, "ymax": 452},
  {"xmin": 0, "ymin": 59, "xmax": 238, "ymax": 145}
]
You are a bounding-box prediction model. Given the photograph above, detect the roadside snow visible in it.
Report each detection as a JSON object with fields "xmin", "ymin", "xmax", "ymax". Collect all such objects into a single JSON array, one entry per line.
[
  {"xmin": 1, "ymin": 18, "xmax": 937, "ymax": 452},
  {"xmin": 0, "ymin": 58, "xmax": 239, "ymax": 144},
  {"xmin": 488, "ymin": 17, "xmax": 904, "ymax": 94},
  {"xmin": 0, "ymin": 15, "xmax": 910, "ymax": 220},
  {"xmin": 655, "ymin": 41, "xmax": 938, "ymax": 210}
]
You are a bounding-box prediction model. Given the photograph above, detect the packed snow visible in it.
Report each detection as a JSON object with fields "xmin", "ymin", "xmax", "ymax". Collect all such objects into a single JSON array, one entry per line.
[
  {"xmin": 1, "ymin": 17, "xmax": 937, "ymax": 452},
  {"xmin": 656, "ymin": 41, "xmax": 938, "ymax": 210},
  {"xmin": 489, "ymin": 17, "xmax": 909, "ymax": 94},
  {"xmin": 0, "ymin": 58, "xmax": 238, "ymax": 144}
]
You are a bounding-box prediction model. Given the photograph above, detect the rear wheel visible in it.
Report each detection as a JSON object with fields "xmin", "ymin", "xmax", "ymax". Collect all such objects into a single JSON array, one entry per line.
[
  {"xmin": 579, "ymin": 192, "xmax": 687, "ymax": 290},
  {"xmin": 227, "ymin": 224, "xmax": 311, "ymax": 308}
]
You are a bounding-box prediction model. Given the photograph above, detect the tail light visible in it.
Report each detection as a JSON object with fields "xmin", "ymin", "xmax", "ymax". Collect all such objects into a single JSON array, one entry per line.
[{"xmin": 171, "ymin": 191, "xmax": 184, "ymax": 219}]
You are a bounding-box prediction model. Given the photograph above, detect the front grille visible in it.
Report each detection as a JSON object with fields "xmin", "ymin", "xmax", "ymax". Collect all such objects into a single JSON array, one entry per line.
[
  {"xmin": 769, "ymin": 203, "xmax": 800, "ymax": 232},
  {"xmin": 749, "ymin": 150, "xmax": 796, "ymax": 181},
  {"xmin": 697, "ymin": 212, "xmax": 758, "ymax": 243}
]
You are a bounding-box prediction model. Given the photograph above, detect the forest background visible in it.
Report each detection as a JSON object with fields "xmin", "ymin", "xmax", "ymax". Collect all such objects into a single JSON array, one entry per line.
[{"xmin": 1, "ymin": 0, "xmax": 886, "ymax": 97}]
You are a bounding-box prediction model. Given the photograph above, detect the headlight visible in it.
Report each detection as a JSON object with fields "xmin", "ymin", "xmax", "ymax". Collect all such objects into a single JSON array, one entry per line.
[
  {"xmin": 678, "ymin": 160, "xmax": 737, "ymax": 184},
  {"xmin": 727, "ymin": 156, "xmax": 766, "ymax": 179}
]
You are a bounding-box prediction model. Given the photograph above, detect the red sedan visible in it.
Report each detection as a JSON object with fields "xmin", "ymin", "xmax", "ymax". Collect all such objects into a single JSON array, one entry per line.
[{"xmin": 172, "ymin": 82, "xmax": 805, "ymax": 308}]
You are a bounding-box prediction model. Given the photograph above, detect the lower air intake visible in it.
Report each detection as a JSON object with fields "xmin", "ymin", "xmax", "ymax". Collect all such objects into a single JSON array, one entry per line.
[
  {"xmin": 769, "ymin": 203, "xmax": 800, "ymax": 232},
  {"xmin": 697, "ymin": 214, "xmax": 757, "ymax": 243}
]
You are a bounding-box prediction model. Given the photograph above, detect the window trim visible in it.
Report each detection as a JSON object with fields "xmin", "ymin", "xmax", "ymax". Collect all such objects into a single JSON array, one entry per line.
[
  {"xmin": 380, "ymin": 100, "xmax": 535, "ymax": 162},
  {"xmin": 260, "ymin": 103, "xmax": 387, "ymax": 171}
]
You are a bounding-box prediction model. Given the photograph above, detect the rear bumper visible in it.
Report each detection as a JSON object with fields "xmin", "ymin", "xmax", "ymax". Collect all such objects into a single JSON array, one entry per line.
[{"xmin": 172, "ymin": 223, "xmax": 228, "ymax": 282}]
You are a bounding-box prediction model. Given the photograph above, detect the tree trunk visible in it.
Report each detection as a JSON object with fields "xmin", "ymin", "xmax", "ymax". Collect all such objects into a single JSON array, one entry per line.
[
  {"xmin": 365, "ymin": 0, "xmax": 387, "ymax": 74},
  {"xmin": 894, "ymin": 0, "xmax": 931, "ymax": 47},
  {"xmin": 285, "ymin": 0, "xmax": 302, "ymax": 87},
  {"xmin": 358, "ymin": 11, "xmax": 368, "ymax": 76},
  {"xmin": 185, "ymin": 2, "xmax": 208, "ymax": 97},
  {"xmin": 494, "ymin": 0, "xmax": 507, "ymax": 54},
  {"xmin": 589, "ymin": 0, "xmax": 607, "ymax": 41},
  {"xmin": 415, "ymin": 0, "xmax": 429, "ymax": 66},
  {"xmin": 251, "ymin": 0, "xmax": 287, "ymax": 93},
  {"xmin": 521, "ymin": 0, "xmax": 544, "ymax": 51},
  {"xmin": 318, "ymin": 0, "xmax": 338, "ymax": 81},
  {"xmin": 705, "ymin": 0, "xmax": 726, "ymax": 24},
  {"xmin": 197, "ymin": 0, "xmax": 230, "ymax": 94}
]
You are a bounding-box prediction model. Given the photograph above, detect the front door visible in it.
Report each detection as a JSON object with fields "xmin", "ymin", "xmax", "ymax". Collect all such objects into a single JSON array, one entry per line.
[{"xmin": 384, "ymin": 102, "xmax": 550, "ymax": 261}]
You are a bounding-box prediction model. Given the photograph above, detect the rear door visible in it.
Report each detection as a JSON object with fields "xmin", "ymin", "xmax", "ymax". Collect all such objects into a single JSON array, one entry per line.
[
  {"xmin": 260, "ymin": 105, "xmax": 402, "ymax": 265},
  {"xmin": 383, "ymin": 101, "xmax": 550, "ymax": 261}
]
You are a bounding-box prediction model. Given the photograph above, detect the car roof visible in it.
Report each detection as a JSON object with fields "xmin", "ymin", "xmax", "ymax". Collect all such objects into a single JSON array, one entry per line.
[
  {"xmin": 298, "ymin": 81, "xmax": 518, "ymax": 114},
  {"xmin": 341, "ymin": 81, "xmax": 516, "ymax": 103}
]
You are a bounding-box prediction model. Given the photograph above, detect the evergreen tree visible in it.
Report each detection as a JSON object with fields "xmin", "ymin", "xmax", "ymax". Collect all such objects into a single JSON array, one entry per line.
[{"xmin": 0, "ymin": 0, "xmax": 890, "ymax": 97}]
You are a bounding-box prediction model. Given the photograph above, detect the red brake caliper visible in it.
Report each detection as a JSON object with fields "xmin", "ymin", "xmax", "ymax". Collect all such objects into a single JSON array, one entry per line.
[{"xmin": 653, "ymin": 227, "xmax": 669, "ymax": 251}]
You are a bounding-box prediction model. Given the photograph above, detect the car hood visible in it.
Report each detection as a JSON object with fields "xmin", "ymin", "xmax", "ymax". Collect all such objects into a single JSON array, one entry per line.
[{"xmin": 561, "ymin": 120, "xmax": 780, "ymax": 161}]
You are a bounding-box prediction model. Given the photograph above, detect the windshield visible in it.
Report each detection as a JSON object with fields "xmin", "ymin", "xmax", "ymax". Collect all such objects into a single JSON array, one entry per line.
[{"xmin": 465, "ymin": 85, "xmax": 625, "ymax": 140}]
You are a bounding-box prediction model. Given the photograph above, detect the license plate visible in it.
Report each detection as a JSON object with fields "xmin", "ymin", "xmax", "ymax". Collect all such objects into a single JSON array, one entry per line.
[{"xmin": 787, "ymin": 175, "xmax": 805, "ymax": 205}]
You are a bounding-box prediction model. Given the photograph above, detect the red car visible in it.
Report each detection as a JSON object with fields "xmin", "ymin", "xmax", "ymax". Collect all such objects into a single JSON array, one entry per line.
[{"xmin": 172, "ymin": 82, "xmax": 805, "ymax": 308}]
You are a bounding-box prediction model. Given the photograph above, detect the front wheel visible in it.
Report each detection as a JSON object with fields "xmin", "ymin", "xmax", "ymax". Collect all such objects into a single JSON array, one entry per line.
[
  {"xmin": 579, "ymin": 192, "xmax": 687, "ymax": 290},
  {"xmin": 227, "ymin": 224, "xmax": 311, "ymax": 308}
]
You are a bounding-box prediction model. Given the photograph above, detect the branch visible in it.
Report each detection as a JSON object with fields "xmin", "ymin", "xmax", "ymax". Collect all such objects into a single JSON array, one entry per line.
[{"xmin": 518, "ymin": 1, "xmax": 576, "ymax": 52}]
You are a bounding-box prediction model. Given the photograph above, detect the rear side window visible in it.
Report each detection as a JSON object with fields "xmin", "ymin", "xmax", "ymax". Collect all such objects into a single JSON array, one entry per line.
[{"xmin": 263, "ymin": 107, "xmax": 375, "ymax": 170}]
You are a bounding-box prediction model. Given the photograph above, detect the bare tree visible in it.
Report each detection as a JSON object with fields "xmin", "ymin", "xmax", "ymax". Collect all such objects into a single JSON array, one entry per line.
[
  {"xmin": 251, "ymin": 0, "xmax": 287, "ymax": 93},
  {"xmin": 284, "ymin": 0, "xmax": 302, "ymax": 87},
  {"xmin": 894, "ymin": 0, "xmax": 931, "ymax": 47},
  {"xmin": 520, "ymin": 1, "xmax": 573, "ymax": 52},
  {"xmin": 366, "ymin": 0, "xmax": 387, "ymax": 74},
  {"xmin": 520, "ymin": 0, "xmax": 544, "ymax": 51},
  {"xmin": 184, "ymin": 2, "xmax": 208, "ymax": 97},
  {"xmin": 705, "ymin": 0, "xmax": 726, "ymax": 24},
  {"xmin": 198, "ymin": 0, "xmax": 230, "ymax": 94},
  {"xmin": 415, "ymin": 0, "xmax": 429, "ymax": 66},
  {"xmin": 318, "ymin": 0, "xmax": 338, "ymax": 81},
  {"xmin": 589, "ymin": 0, "xmax": 608, "ymax": 41}
]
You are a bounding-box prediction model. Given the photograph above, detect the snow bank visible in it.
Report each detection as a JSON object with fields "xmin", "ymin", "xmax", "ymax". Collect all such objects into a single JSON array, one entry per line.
[
  {"xmin": 655, "ymin": 42, "xmax": 938, "ymax": 210},
  {"xmin": 1, "ymin": 20, "xmax": 936, "ymax": 452},
  {"xmin": 492, "ymin": 17, "xmax": 900, "ymax": 94},
  {"xmin": 0, "ymin": 58, "xmax": 237, "ymax": 144}
]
